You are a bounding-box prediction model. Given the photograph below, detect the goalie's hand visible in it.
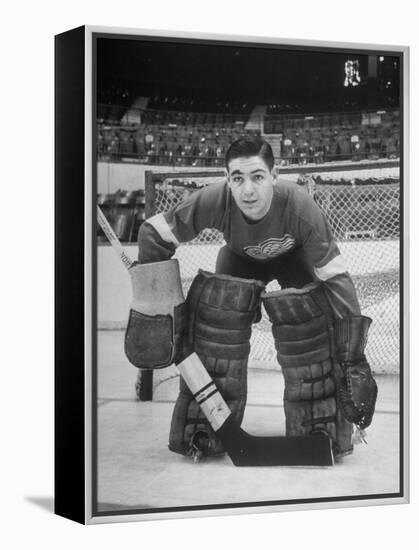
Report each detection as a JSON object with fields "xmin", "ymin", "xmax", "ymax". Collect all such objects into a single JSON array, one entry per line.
[{"xmin": 337, "ymin": 358, "xmax": 378, "ymax": 429}]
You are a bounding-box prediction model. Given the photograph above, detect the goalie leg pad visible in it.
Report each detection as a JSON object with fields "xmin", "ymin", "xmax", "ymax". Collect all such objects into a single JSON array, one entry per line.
[
  {"xmin": 124, "ymin": 259, "xmax": 186, "ymax": 369},
  {"xmin": 169, "ymin": 270, "xmax": 264, "ymax": 457},
  {"xmin": 262, "ymin": 284, "xmax": 353, "ymax": 458}
]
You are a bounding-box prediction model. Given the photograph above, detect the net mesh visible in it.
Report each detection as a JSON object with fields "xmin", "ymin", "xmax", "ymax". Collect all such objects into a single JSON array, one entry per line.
[{"xmin": 146, "ymin": 162, "xmax": 400, "ymax": 373}]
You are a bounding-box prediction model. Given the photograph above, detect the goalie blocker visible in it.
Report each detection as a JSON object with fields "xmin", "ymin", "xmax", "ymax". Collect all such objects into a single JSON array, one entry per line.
[{"xmin": 124, "ymin": 259, "xmax": 186, "ymax": 369}]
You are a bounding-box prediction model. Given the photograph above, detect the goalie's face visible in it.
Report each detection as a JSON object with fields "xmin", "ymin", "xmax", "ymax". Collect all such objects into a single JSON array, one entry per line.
[{"xmin": 227, "ymin": 155, "xmax": 275, "ymax": 221}]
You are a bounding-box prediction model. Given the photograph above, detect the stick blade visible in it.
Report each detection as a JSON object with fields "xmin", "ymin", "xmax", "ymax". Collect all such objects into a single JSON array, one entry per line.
[{"xmin": 218, "ymin": 418, "xmax": 335, "ymax": 467}]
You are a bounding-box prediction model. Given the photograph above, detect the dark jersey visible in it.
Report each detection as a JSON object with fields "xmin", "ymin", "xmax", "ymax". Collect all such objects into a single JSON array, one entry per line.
[{"xmin": 138, "ymin": 179, "xmax": 361, "ymax": 317}]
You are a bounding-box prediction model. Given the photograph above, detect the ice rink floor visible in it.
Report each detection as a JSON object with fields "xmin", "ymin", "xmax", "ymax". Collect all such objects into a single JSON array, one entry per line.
[{"xmin": 96, "ymin": 330, "xmax": 401, "ymax": 514}]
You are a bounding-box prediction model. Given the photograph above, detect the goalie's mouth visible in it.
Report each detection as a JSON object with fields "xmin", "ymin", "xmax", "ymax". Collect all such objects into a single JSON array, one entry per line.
[{"xmin": 242, "ymin": 200, "xmax": 258, "ymax": 206}]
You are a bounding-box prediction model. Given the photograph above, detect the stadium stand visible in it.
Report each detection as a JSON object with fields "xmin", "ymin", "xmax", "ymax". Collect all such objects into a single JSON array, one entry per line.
[
  {"xmin": 96, "ymin": 92, "xmax": 400, "ymax": 166},
  {"xmin": 95, "ymin": 91, "xmax": 401, "ymax": 257}
]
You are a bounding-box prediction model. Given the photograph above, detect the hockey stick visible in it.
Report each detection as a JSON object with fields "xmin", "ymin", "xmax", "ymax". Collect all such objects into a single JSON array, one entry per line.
[
  {"xmin": 97, "ymin": 205, "xmax": 134, "ymax": 270},
  {"xmin": 177, "ymin": 353, "xmax": 334, "ymax": 467},
  {"xmin": 98, "ymin": 207, "xmax": 333, "ymax": 464},
  {"xmin": 97, "ymin": 205, "xmax": 154, "ymax": 401}
]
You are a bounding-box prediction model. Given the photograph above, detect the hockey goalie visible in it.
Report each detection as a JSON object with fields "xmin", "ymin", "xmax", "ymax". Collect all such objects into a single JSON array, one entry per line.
[{"xmin": 124, "ymin": 136, "xmax": 378, "ymax": 466}]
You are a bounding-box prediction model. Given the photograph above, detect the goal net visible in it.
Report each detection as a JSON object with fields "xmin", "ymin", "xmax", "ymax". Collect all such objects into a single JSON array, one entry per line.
[{"xmin": 139, "ymin": 159, "xmax": 400, "ymax": 398}]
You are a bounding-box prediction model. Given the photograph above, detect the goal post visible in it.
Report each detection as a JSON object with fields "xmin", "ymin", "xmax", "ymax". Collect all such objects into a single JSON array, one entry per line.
[{"xmin": 138, "ymin": 160, "xmax": 400, "ymax": 400}]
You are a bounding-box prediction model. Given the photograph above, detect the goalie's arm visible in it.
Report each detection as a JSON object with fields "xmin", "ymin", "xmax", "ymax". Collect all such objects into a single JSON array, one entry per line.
[
  {"xmin": 138, "ymin": 221, "xmax": 177, "ymax": 263},
  {"xmin": 296, "ymin": 193, "xmax": 361, "ymax": 318},
  {"xmin": 295, "ymin": 194, "xmax": 376, "ymax": 430},
  {"xmin": 138, "ymin": 181, "xmax": 228, "ymax": 263},
  {"xmin": 320, "ymin": 271, "xmax": 361, "ymax": 318}
]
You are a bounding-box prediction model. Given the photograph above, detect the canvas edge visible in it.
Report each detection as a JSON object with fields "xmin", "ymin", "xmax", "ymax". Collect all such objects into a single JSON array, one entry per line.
[{"xmin": 82, "ymin": 24, "xmax": 410, "ymax": 525}]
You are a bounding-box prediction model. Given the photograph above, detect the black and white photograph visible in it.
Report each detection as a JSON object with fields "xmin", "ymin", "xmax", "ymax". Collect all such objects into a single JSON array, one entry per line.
[
  {"xmin": 4, "ymin": 0, "xmax": 419, "ymax": 544},
  {"xmin": 89, "ymin": 28, "xmax": 406, "ymax": 520}
]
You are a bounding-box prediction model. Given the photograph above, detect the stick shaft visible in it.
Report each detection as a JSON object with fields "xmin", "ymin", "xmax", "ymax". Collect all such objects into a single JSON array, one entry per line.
[
  {"xmin": 177, "ymin": 353, "xmax": 231, "ymax": 430},
  {"xmin": 96, "ymin": 205, "xmax": 133, "ymax": 269}
]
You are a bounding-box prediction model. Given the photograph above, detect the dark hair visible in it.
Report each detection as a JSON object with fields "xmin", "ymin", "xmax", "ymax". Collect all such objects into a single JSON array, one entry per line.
[{"xmin": 225, "ymin": 137, "xmax": 275, "ymax": 172}]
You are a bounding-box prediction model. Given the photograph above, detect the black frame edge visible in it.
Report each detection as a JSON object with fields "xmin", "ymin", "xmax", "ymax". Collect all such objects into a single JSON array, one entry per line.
[{"xmin": 54, "ymin": 25, "xmax": 86, "ymax": 524}]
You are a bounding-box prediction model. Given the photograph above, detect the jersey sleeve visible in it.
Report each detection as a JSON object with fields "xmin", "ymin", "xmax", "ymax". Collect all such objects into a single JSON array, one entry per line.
[
  {"xmin": 295, "ymin": 193, "xmax": 343, "ymax": 277},
  {"xmin": 293, "ymin": 189, "xmax": 361, "ymax": 317},
  {"xmin": 322, "ymin": 273, "xmax": 361, "ymax": 318},
  {"xmin": 138, "ymin": 181, "xmax": 228, "ymax": 263},
  {"xmin": 137, "ymin": 221, "xmax": 177, "ymax": 263}
]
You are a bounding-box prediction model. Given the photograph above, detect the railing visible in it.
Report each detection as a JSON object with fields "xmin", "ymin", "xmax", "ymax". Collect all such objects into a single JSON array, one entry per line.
[
  {"xmin": 264, "ymin": 108, "xmax": 400, "ymax": 133},
  {"xmin": 97, "ymin": 149, "xmax": 400, "ymax": 167},
  {"xmin": 97, "ymin": 103, "xmax": 252, "ymax": 126}
]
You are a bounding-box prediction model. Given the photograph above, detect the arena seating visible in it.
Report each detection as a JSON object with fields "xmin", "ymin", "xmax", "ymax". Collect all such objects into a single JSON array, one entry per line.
[
  {"xmin": 96, "ymin": 96, "xmax": 400, "ymax": 166},
  {"xmin": 97, "ymin": 117, "xmax": 260, "ymax": 166},
  {"xmin": 264, "ymin": 108, "xmax": 400, "ymax": 164}
]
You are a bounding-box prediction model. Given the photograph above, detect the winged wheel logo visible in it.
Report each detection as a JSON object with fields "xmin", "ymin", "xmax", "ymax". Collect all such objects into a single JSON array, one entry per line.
[{"xmin": 243, "ymin": 235, "xmax": 296, "ymax": 259}]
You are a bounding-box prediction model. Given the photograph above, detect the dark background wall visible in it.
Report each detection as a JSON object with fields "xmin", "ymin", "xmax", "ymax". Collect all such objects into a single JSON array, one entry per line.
[{"xmin": 97, "ymin": 36, "xmax": 400, "ymax": 112}]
